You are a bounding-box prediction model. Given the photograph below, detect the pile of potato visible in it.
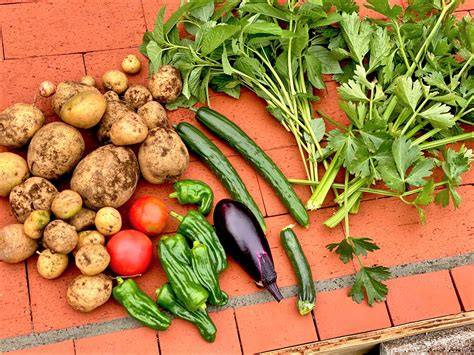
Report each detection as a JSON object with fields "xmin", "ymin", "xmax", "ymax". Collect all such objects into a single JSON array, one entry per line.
[{"xmin": 0, "ymin": 55, "xmax": 189, "ymax": 313}]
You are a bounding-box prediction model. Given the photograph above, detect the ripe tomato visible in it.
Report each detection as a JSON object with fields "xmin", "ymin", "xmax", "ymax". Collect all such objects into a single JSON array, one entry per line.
[
  {"xmin": 107, "ymin": 230, "xmax": 153, "ymax": 276},
  {"xmin": 129, "ymin": 196, "xmax": 168, "ymax": 236}
]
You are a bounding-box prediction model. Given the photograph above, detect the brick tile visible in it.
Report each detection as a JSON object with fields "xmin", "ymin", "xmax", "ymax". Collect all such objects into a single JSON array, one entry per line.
[
  {"xmin": 314, "ymin": 81, "xmax": 350, "ymax": 133},
  {"xmin": 0, "ymin": 196, "xmax": 17, "ymax": 228},
  {"xmin": 75, "ymin": 327, "xmax": 159, "ymax": 355},
  {"xmin": 142, "ymin": 0, "xmax": 182, "ymax": 31},
  {"xmin": 451, "ymin": 264, "xmax": 474, "ymax": 311},
  {"xmin": 0, "ymin": 54, "xmax": 85, "ymax": 117},
  {"xmin": 0, "ymin": 262, "xmax": 32, "ymax": 338},
  {"xmin": 9, "ymin": 340, "xmax": 74, "ymax": 355},
  {"xmin": 355, "ymin": 0, "xmax": 407, "ymax": 19},
  {"xmin": 457, "ymin": 0, "xmax": 474, "ymax": 11},
  {"xmin": 235, "ymin": 297, "xmax": 318, "ymax": 353},
  {"xmin": 314, "ymin": 287, "xmax": 391, "ymax": 340},
  {"xmin": 454, "ymin": 10, "xmax": 471, "ymax": 18},
  {"xmin": 0, "ymin": 1, "xmax": 146, "ymax": 59},
  {"xmin": 0, "ymin": 27, "xmax": 3, "ymax": 61},
  {"xmin": 159, "ymin": 309, "xmax": 241, "ymax": 355},
  {"xmin": 386, "ymin": 271, "xmax": 461, "ymax": 325}
]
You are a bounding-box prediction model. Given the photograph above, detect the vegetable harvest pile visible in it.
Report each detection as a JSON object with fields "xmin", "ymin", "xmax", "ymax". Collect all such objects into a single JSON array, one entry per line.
[{"xmin": 0, "ymin": 0, "xmax": 473, "ymax": 345}]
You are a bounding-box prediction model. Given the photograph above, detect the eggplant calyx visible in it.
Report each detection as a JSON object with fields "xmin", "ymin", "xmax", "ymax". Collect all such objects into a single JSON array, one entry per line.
[{"xmin": 258, "ymin": 253, "xmax": 283, "ymax": 302}]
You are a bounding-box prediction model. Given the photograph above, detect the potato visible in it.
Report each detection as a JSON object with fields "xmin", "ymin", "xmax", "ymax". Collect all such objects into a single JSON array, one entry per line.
[
  {"xmin": 75, "ymin": 244, "xmax": 110, "ymax": 276},
  {"xmin": 110, "ymin": 115, "xmax": 148, "ymax": 146},
  {"xmin": 97, "ymin": 100, "xmax": 134, "ymax": 143},
  {"xmin": 60, "ymin": 91, "xmax": 106, "ymax": 129},
  {"xmin": 0, "ymin": 224, "xmax": 38, "ymax": 263},
  {"xmin": 123, "ymin": 85, "xmax": 152, "ymax": 110},
  {"xmin": 27, "ymin": 122, "xmax": 85, "ymax": 180},
  {"xmin": 43, "ymin": 220, "xmax": 78, "ymax": 254},
  {"xmin": 95, "ymin": 207, "xmax": 122, "ymax": 235},
  {"xmin": 102, "ymin": 70, "xmax": 128, "ymax": 94},
  {"xmin": 69, "ymin": 208, "xmax": 96, "ymax": 232},
  {"xmin": 36, "ymin": 249, "xmax": 68, "ymax": 279},
  {"xmin": 0, "ymin": 103, "xmax": 45, "ymax": 148},
  {"xmin": 9, "ymin": 177, "xmax": 58, "ymax": 223},
  {"xmin": 137, "ymin": 101, "xmax": 168, "ymax": 130},
  {"xmin": 104, "ymin": 91, "xmax": 120, "ymax": 102},
  {"xmin": 148, "ymin": 65, "xmax": 182, "ymax": 103},
  {"xmin": 39, "ymin": 81, "xmax": 56, "ymax": 97},
  {"xmin": 24, "ymin": 210, "xmax": 50, "ymax": 239},
  {"xmin": 51, "ymin": 80, "xmax": 100, "ymax": 116},
  {"xmin": 70, "ymin": 145, "xmax": 139, "ymax": 209},
  {"xmin": 80, "ymin": 75, "xmax": 96, "ymax": 87},
  {"xmin": 138, "ymin": 127, "xmax": 189, "ymax": 184},
  {"xmin": 121, "ymin": 54, "xmax": 141, "ymax": 74},
  {"xmin": 76, "ymin": 230, "xmax": 105, "ymax": 251},
  {"xmin": 0, "ymin": 152, "xmax": 29, "ymax": 197},
  {"xmin": 51, "ymin": 190, "xmax": 83, "ymax": 220},
  {"xmin": 67, "ymin": 274, "xmax": 112, "ymax": 312}
]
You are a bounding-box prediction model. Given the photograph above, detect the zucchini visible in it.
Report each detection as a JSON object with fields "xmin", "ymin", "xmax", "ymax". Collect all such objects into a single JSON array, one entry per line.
[
  {"xmin": 280, "ymin": 226, "xmax": 315, "ymax": 315},
  {"xmin": 175, "ymin": 122, "xmax": 266, "ymax": 232},
  {"xmin": 196, "ymin": 107, "xmax": 309, "ymax": 228}
]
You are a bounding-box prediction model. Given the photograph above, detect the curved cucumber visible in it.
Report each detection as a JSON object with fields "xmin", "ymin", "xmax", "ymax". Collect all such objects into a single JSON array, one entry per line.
[
  {"xmin": 175, "ymin": 122, "xmax": 266, "ymax": 232},
  {"xmin": 196, "ymin": 107, "xmax": 309, "ymax": 228}
]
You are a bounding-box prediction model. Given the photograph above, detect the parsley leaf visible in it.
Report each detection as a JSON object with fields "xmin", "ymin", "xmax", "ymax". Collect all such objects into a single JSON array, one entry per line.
[{"xmin": 349, "ymin": 266, "xmax": 390, "ymax": 304}]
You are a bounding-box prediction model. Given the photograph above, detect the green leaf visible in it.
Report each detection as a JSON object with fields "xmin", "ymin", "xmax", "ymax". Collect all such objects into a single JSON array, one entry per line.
[
  {"xmin": 210, "ymin": 74, "xmax": 241, "ymax": 99},
  {"xmin": 212, "ymin": 0, "xmax": 240, "ymax": 20},
  {"xmin": 393, "ymin": 76, "xmax": 423, "ymax": 112},
  {"xmin": 165, "ymin": 95, "xmax": 198, "ymax": 110},
  {"xmin": 365, "ymin": 0, "xmax": 402, "ymax": 20},
  {"xmin": 338, "ymin": 80, "xmax": 368, "ymax": 102},
  {"xmin": 348, "ymin": 141, "xmax": 372, "ymax": 177},
  {"xmin": 239, "ymin": 3, "xmax": 292, "ymax": 20},
  {"xmin": 243, "ymin": 22, "xmax": 283, "ymax": 36},
  {"xmin": 326, "ymin": 239, "xmax": 354, "ymax": 264},
  {"xmin": 419, "ymin": 103, "xmax": 455, "ymax": 129},
  {"xmin": 153, "ymin": 7, "xmax": 166, "ymax": 43},
  {"xmin": 368, "ymin": 27, "xmax": 392, "ymax": 73},
  {"xmin": 164, "ymin": 0, "xmax": 213, "ymax": 35},
  {"xmin": 146, "ymin": 41, "xmax": 163, "ymax": 74},
  {"xmin": 200, "ymin": 24, "xmax": 240, "ymax": 55},
  {"xmin": 424, "ymin": 71, "xmax": 450, "ymax": 92},
  {"xmin": 188, "ymin": 67, "xmax": 203, "ymax": 98},
  {"xmin": 234, "ymin": 57, "xmax": 265, "ymax": 79},
  {"xmin": 340, "ymin": 12, "xmax": 372, "ymax": 64},
  {"xmin": 306, "ymin": 46, "xmax": 343, "ymax": 74},
  {"xmin": 406, "ymin": 158, "xmax": 434, "ymax": 187},
  {"xmin": 349, "ymin": 266, "xmax": 390, "ymax": 305},
  {"xmin": 414, "ymin": 179, "xmax": 435, "ymax": 205},
  {"xmin": 441, "ymin": 145, "xmax": 473, "ymax": 186},
  {"xmin": 380, "ymin": 161, "xmax": 405, "ymax": 192},
  {"xmin": 304, "ymin": 118, "xmax": 326, "ymax": 144},
  {"xmin": 350, "ymin": 237, "xmax": 380, "ymax": 257},
  {"xmin": 221, "ymin": 46, "xmax": 233, "ymax": 75},
  {"xmin": 323, "ymin": 0, "xmax": 359, "ymax": 13},
  {"xmin": 189, "ymin": 1, "xmax": 214, "ymax": 22},
  {"xmin": 392, "ymin": 137, "xmax": 421, "ymax": 182},
  {"xmin": 304, "ymin": 54, "xmax": 325, "ymax": 89},
  {"xmin": 435, "ymin": 188, "xmax": 450, "ymax": 208}
]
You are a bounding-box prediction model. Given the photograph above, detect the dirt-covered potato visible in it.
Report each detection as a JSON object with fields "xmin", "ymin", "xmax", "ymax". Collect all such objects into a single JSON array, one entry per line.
[
  {"xmin": 97, "ymin": 100, "xmax": 135, "ymax": 143},
  {"xmin": 67, "ymin": 274, "xmax": 112, "ymax": 312},
  {"xmin": 121, "ymin": 54, "xmax": 141, "ymax": 74},
  {"xmin": 103, "ymin": 91, "xmax": 120, "ymax": 102},
  {"xmin": 75, "ymin": 244, "xmax": 110, "ymax": 276},
  {"xmin": 0, "ymin": 224, "xmax": 38, "ymax": 263},
  {"xmin": 0, "ymin": 152, "xmax": 29, "ymax": 197},
  {"xmin": 69, "ymin": 208, "xmax": 96, "ymax": 232},
  {"xmin": 51, "ymin": 80, "xmax": 100, "ymax": 116},
  {"xmin": 39, "ymin": 81, "xmax": 56, "ymax": 97},
  {"xmin": 102, "ymin": 70, "xmax": 128, "ymax": 94},
  {"xmin": 80, "ymin": 75, "xmax": 96, "ymax": 87},
  {"xmin": 36, "ymin": 249, "xmax": 68, "ymax": 279},
  {"xmin": 70, "ymin": 145, "xmax": 139, "ymax": 209},
  {"xmin": 0, "ymin": 103, "xmax": 45, "ymax": 148},
  {"xmin": 51, "ymin": 190, "xmax": 83, "ymax": 220},
  {"xmin": 24, "ymin": 210, "xmax": 50, "ymax": 239},
  {"xmin": 9, "ymin": 177, "xmax": 58, "ymax": 223},
  {"xmin": 76, "ymin": 230, "xmax": 105, "ymax": 251},
  {"xmin": 123, "ymin": 85, "xmax": 152, "ymax": 110},
  {"xmin": 27, "ymin": 122, "xmax": 84, "ymax": 180},
  {"xmin": 139, "ymin": 127, "xmax": 189, "ymax": 184},
  {"xmin": 60, "ymin": 91, "xmax": 106, "ymax": 129},
  {"xmin": 43, "ymin": 220, "xmax": 78, "ymax": 254},
  {"xmin": 110, "ymin": 115, "xmax": 148, "ymax": 146},
  {"xmin": 95, "ymin": 207, "xmax": 122, "ymax": 236},
  {"xmin": 148, "ymin": 65, "xmax": 182, "ymax": 103},
  {"xmin": 137, "ymin": 101, "xmax": 168, "ymax": 130}
]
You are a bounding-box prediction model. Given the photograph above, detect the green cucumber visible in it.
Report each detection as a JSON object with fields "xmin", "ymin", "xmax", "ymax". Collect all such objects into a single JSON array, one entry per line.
[
  {"xmin": 280, "ymin": 226, "xmax": 315, "ymax": 315},
  {"xmin": 175, "ymin": 122, "xmax": 266, "ymax": 232},
  {"xmin": 195, "ymin": 107, "xmax": 309, "ymax": 228}
]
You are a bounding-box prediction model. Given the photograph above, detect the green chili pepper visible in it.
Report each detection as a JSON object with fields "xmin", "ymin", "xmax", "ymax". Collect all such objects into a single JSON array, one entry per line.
[
  {"xmin": 156, "ymin": 283, "xmax": 217, "ymax": 342},
  {"xmin": 170, "ymin": 210, "xmax": 227, "ymax": 273},
  {"xmin": 191, "ymin": 241, "xmax": 228, "ymax": 306},
  {"xmin": 158, "ymin": 234, "xmax": 209, "ymax": 312},
  {"xmin": 112, "ymin": 278, "xmax": 171, "ymax": 331},
  {"xmin": 169, "ymin": 180, "xmax": 214, "ymax": 216}
]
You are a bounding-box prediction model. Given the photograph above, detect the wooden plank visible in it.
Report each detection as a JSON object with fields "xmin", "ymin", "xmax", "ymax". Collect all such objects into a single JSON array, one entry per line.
[{"xmin": 262, "ymin": 311, "xmax": 474, "ymax": 354}]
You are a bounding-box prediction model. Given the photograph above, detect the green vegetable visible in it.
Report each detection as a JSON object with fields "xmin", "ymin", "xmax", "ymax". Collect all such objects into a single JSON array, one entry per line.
[
  {"xmin": 175, "ymin": 122, "xmax": 266, "ymax": 232},
  {"xmin": 156, "ymin": 283, "xmax": 217, "ymax": 342},
  {"xmin": 169, "ymin": 179, "xmax": 214, "ymax": 215},
  {"xmin": 195, "ymin": 107, "xmax": 309, "ymax": 228},
  {"xmin": 158, "ymin": 234, "xmax": 209, "ymax": 312},
  {"xmin": 170, "ymin": 210, "xmax": 227, "ymax": 273},
  {"xmin": 112, "ymin": 277, "xmax": 171, "ymax": 331},
  {"xmin": 191, "ymin": 241, "xmax": 228, "ymax": 306},
  {"xmin": 280, "ymin": 226, "xmax": 315, "ymax": 315}
]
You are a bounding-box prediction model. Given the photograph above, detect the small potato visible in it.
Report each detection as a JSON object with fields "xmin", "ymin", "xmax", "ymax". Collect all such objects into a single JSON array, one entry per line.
[
  {"xmin": 51, "ymin": 81, "xmax": 101, "ymax": 116},
  {"xmin": 123, "ymin": 85, "xmax": 152, "ymax": 110},
  {"xmin": 103, "ymin": 91, "xmax": 120, "ymax": 102},
  {"xmin": 43, "ymin": 220, "xmax": 78, "ymax": 254},
  {"xmin": 60, "ymin": 91, "xmax": 106, "ymax": 129},
  {"xmin": 24, "ymin": 210, "xmax": 50, "ymax": 239},
  {"xmin": 0, "ymin": 103, "xmax": 45, "ymax": 148},
  {"xmin": 67, "ymin": 274, "xmax": 112, "ymax": 312},
  {"xmin": 95, "ymin": 207, "xmax": 122, "ymax": 235},
  {"xmin": 148, "ymin": 65, "xmax": 182, "ymax": 103},
  {"xmin": 0, "ymin": 224, "xmax": 37, "ymax": 263},
  {"xmin": 51, "ymin": 190, "xmax": 83, "ymax": 220},
  {"xmin": 137, "ymin": 101, "xmax": 168, "ymax": 130},
  {"xmin": 0, "ymin": 152, "xmax": 29, "ymax": 197},
  {"xmin": 97, "ymin": 100, "xmax": 133, "ymax": 143},
  {"xmin": 69, "ymin": 208, "xmax": 96, "ymax": 232},
  {"xmin": 76, "ymin": 230, "xmax": 105, "ymax": 251},
  {"xmin": 39, "ymin": 81, "xmax": 56, "ymax": 97},
  {"xmin": 110, "ymin": 115, "xmax": 148, "ymax": 146},
  {"xmin": 80, "ymin": 75, "xmax": 96, "ymax": 87},
  {"xmin": 102, "ymin": 70, "xmax": 128, "ymax": 94},
  {"xmin": 36, "ymin": 249, "xmax": 68, "ymax": 279},
  {"xmin": 75, "ymin": 244, "xmax": 110, "ymax": 276},
  {"xmin": 121, "ymin": 54, "xmax": 141, "ymax": 74}
]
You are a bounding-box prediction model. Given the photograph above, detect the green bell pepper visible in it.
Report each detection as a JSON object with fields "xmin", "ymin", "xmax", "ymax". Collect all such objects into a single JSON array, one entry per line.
[{"xmin": 169, "ymin": 179, "xmax": 214, "ymax": 215}]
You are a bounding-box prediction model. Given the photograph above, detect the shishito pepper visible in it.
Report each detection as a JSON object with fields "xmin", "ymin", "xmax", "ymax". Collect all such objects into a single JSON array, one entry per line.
[
  {"xmin": 169, "ymin": 210, "xmax": 227, "ymax": 273},
  {"xmin": 156, "ymin": 283, "xmax": 217, "ymax": 342},
  {"xmin": 112, "ymin": 277, "xmax": 171, "ymax": 331},
  {"xmin": 191, "ymin": 241, "xmax": 228, "ymax": 306},
  {"xmin": 169, "ymin": 180, "xmax": 214, "ymax": 215},
  {"xmin": 158, "ymin": 234, "xmax": 209, "ymax": 311}
]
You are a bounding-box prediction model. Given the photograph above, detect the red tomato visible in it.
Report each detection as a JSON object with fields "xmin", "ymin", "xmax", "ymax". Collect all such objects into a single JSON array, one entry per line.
[
  {"xmin": 129, "ymin": 196, "xmax": 168, "ymax": 236},
  {"xmin": 107, "ymin": 230, "xmax": 153, "ymax": 276}
]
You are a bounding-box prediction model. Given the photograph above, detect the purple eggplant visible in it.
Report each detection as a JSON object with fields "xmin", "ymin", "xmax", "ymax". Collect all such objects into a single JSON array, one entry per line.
[{"xmin": 213, "ymin": 199, "xmax": 283, "ymax": 302}]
